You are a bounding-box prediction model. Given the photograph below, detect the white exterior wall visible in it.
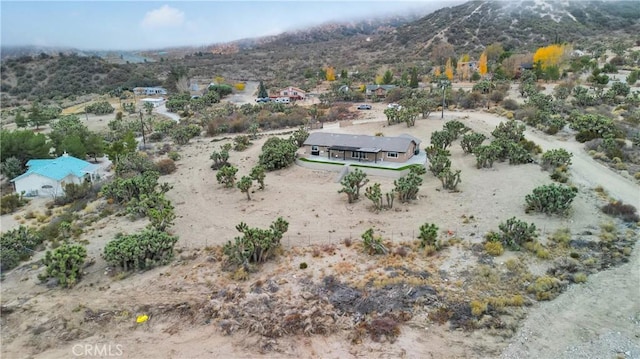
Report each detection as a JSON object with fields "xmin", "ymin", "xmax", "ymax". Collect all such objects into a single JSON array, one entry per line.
[{"xmin": 14, "ymin": 173, "xmax": 83, "ymax": 198}]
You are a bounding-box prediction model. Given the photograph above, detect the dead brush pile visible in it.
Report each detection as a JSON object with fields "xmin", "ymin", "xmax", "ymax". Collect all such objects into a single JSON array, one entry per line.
[{"xmin": 199, "ymin": 282, "xmax": 350, "ymax": 338}]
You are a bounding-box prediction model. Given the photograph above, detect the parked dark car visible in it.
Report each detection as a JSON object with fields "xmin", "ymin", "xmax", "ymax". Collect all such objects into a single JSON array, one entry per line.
[
  {"xmin": 256, "ymin": 97, "xmax": 272, "ymax": 103},
  {"xmin": 357, "ymin": 104, "xmax": 372, "ymax": 110}
]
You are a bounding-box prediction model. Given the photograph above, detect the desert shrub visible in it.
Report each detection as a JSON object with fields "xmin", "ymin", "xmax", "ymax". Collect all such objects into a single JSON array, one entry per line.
[
  {"xmin": 223, "ymin": 217, "xmax": 289, "ymax": 267},
  {"xmin": 0, "ymin": 226, "xmax": 43, "ymax": 272},
  {"xmin": 216, "ymin": 165, "xmax": 238, "ymax": 188},
  {"xmin": 394, "ymin": 167, "xmax": 424, "ymax": 203},
  {"xmin": 418, "ymin": 223, "xmax": 439, "ymax": 248},
  {"xmin": 148, "ymin": 132, "xmax": 164, "ymax": 142},
  {"xmin": 57, "ymin": 181, "xmax": 93, "ymax": 205},
  {"xmin": 104, "ymin": 229, "xmax": 178, "ymax": 271},
  {"xmin": 85, "ymin": 101, "xmax": 114, "ymax": 115},
  {"xmin": 502, "ymin": 98, "xmax": 519, "ymax": 111},
  {"xmin": 460, "ymin": 132, "xmax": 486, "ymax": 154},
  {"xmin": 361, "ymin": 228, "xmax": 388, "ymax": 255},
  {"xmin": 233, "ymin": 135, "xmax": 252, "ymax": 151},
  {"xmin": 492, "ymin": 120, "xmax": 525, "ymax": 142},
  {"xmin": 475, "ymin": 144, "xmax": 501, "ymax": 168},
  {"xmin": 170, "ymin": 124, "xmax": 201, "ymax": 145},
  {"xmin": 568, "ymin": 113, "xmax": 619, "ymax": 141},
  {"xmin": 38, "ymin": 244, "xmax": 86, "ymax": 288},
  {"xmin": 167, "ymin": 151, "xmax": 181, "ymax": 161},
  {"xmin": 541, "ymin": 149, "xmax": 573, "ymax": 170},
  {"xmin": 210, "ymin": 145, "xmax": 231, "ymax": 170},
  {"xmin": 258, "ymin": 137, "xmax": 298, "ymax": 171},
  {"xmin": 470, "ymin": 300, "xmax": 488, "ymax": 317},
  {"xmin": 114, "ymin": 152, "xmax": 156, "ymax": 177},
  {"xmin": 101, "ymin": 171, "xmax": 164, "ymax": 204},
  {"xmin": 438, "ymin": 168, "xmax": 462, "ymax": 191},
  {"xmin": 506, "ymin": 142, "xmax": 532, "ymax": 165},
  {"xmin": 550, "ymin": 166, "xmax": 570, "ymax": 183},
  {"xmin": 484, "ymin": 241, "xmax": 504, "ymax": 256},
  {"xmin": 601, "ymin": 201, "xmax": 640, "ymax": 223},
  {"xmin": 498, "ymin": 217, "xmax": 537, "ymax": 249},
  {"xmin": 527, "ymin": 275, "xmax": 564, "ymax": 301},
  {"xmin": 525, "ymin": 184, "xmax": 578, "ymax": 215},
  {"xmin": 155, "ymin": 158, "xmax": 177, "ymax": 175},
  {"xmin": 0, "ymin": 193, "xmax": 29, "ymax": 215}
]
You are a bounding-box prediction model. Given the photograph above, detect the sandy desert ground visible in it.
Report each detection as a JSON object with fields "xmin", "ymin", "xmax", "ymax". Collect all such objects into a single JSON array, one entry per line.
[{"xmin": 1, "ymin": 101, "xmax": 639, "ymax": 358}]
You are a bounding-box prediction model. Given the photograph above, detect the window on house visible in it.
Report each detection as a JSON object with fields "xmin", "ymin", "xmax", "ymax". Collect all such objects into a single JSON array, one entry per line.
[
  {"xmin": 311, "ymin": 145, "xmax": 318, "ymax": 151},
  {"xmin": 351, "ymin": 151, "xmax": 362, "ymax": 158},
  {"xmin": 387, "ymin": 152, "xmax": 398, "ymax": 158}
]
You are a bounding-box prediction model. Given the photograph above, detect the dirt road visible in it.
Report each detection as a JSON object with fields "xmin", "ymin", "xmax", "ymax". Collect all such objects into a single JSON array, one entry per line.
[{"xmin": 453, "ymin": 110, "xmax": 640, "ymax": 359}]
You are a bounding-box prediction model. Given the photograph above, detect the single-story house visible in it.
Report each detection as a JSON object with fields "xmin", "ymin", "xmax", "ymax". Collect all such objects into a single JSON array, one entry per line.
[
  {"xmin": 133, "ymin": 87, "xmax": 167, "ymax": 96},
  {"xmin": 140, "ymin": 98, "xmax": 165, "ymax": 107},
  {"xmin": 279, "ymin": 86, "xmax": 306, "ymax": 100},
  {"xmin": 302, "ymin": 132, "xmax": 421, "ymax": 163},
  {"xmin": 365, "ymin": 85, "xmax": 396, "ymax": 98},
  {"xmin": 11, "ymin": 154, "xmax": 102, "ymax": 197}
]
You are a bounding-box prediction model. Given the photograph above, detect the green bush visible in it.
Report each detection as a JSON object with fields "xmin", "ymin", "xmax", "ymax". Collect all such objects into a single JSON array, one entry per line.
[
  {"xmin": 216, "ymin": 164, "xmax": 238, "ymax": 188},
  {"xmin": 430, "ymin": 130, "xmax": 455, "ymax": 150},
  {"xmin": 443, "ymin": 120, "xmax": 468, "ymax": 139},
  {"xmin": 258, "ymin": 137, "xmax": 297, "ymax": 171},
  {"xmin": 418, "ymin": 223, "xmax": 439, "ymax": 248},
  {"xmin": 491, "ymin": 120, "xmax": 525, "ymax": 142},
  {"xmin": 39, "ymin": 244, "xmax": 86, "ymax": 288},
  {"xmin": 460, "ymin": 132, "xmax": 486, "ymax": 154},
  {"xmin": 525, "ymin": 184, "xmax": 578, "ymax": 215},
  {"xmin": 541, "ymin": 149, "xmax": 573, "ymax": 170},
  {"xmin": 429, "ymin": 153, "xmax": 451, "ymax": 177},
  {"xmin": 475, "ymin": 144, "xmax": 501, "ymax": 168},
  {"xmin": 85, "ymin": 101, "xmax": 115, "ymax": 115},
  {"xmin": 507, "ymin": 142, "xmax": 532, "ymax": 165},
  {"xmin": 0, "ymin": 226, "xmax": 43, "ymax": 272},
  {"xmin": 498, "ymin": 217, "xmax": 537, "ymax": 249},
  {"xmin": 104, "ymin": 229, "xmax": 179, "ymax": 271},
  {"xmin": 0, "ymin": 193, "xmax": 29, "ymax": 215}
]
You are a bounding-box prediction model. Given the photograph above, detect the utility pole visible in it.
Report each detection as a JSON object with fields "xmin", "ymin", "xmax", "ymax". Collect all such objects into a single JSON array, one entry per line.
[
  {"xmin": 139, "ymin": 110, "xmax": 146, "ymax": 149},
  {"xmin": 440, "ymin": 79, "xmax": 449, "ymax": 119}
]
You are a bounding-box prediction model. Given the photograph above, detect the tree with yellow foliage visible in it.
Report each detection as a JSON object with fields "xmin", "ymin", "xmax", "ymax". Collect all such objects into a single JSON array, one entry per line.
[
  {"xmin": 445, "ymin": 58, "xmax": 454, "ymax": 81},
  {"xmin": 234, "ymin": 83, "xmax": 246, "ymax": 91},
  {"xmin": 434, "ymin": 66, "xmax": 442, "ymax": 80},
  {"xmin": 478, "ymin": 52, "xmax": 488, "ymax": 76},
  {"xmin": 325, "ymin": 67, "xmax": 336, "ymax": 81},
  {"xmin": 533, "ymin": 44, "xmax": 570, "ymax": 69},
  {"xmin": 457, "ymin": 54, "xmax": 471, "ymax": 81},
  {"xmin": 214, "ymin": 76, "xmax": 224, "ymax": 85}
]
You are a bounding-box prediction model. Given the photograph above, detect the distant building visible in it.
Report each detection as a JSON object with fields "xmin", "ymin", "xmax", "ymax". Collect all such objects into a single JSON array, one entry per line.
[
  {"xmin": 140, "ymin": 98, "xmax": 165, "ymax": 108},
  {"xmin": 133, "ymin": 87, "xmax": 167, "ymax": 96},
  {"xmin": 279, "ymin": 86, "xmax": 306, "ymax": 100},
  {"xmin": 365, "ymin": 85, "xmax": 396, "ymax": 98}
]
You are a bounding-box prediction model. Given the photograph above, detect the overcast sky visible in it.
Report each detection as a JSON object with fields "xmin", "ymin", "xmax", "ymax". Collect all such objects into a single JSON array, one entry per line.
[{"xmin": 1, "ymin": 1, "xmax": 462, "ymax": 51}]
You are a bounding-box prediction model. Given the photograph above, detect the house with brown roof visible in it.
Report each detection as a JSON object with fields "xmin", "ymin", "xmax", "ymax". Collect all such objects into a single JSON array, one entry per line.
[
  {"xmin": 302, "ymin": 132, "xmax": 421, "ymax": 163},
  {"xmin": 365, "ymin": 85, "xmax": 396, "ymax": 99}
]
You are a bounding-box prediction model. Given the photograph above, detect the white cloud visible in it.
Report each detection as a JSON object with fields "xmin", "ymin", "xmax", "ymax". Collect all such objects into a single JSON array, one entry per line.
[{"xmin": 140, "ymin": 5, "xmax": 185, "ymax": 29}]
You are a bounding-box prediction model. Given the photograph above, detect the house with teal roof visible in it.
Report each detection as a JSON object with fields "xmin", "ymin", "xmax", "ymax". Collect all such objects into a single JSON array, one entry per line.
[{"xmin": 11, "ymin": 154, "xmax": 101, "ymax": 197}]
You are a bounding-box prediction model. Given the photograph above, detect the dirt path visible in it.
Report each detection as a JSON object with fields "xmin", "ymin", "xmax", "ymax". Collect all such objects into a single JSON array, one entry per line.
[
  {"xmin": 460, "ymin": 111, "xmax": 639, "ymax": 204},
  {"xmin": 454, "ymin": 110, "xmax": 640, "ymax": 359}
]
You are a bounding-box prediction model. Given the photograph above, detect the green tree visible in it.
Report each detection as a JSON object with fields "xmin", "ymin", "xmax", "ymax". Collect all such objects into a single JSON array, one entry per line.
[
  {"xmin": 409, "ymin": 67, "xmax": 419, "ymax": 88},
  {"xmin": 85, "ymin": 133, "xmax": 105, "ymax": 162},
  {"xmin": 0, "ymin": 130, "xmax": 51, "ymax": 165},
  {"xmin": 382, "ymin": 70, "xmax": 393, "ymax": 85},
  {"xmin": 237, "ymin": 176, "xmax": 253, "ymax": 200},
  {"xmin": 210, "ymin": 145, "xmax": 231, "ymax": 170},
  {"xmin": 14, "ymin": 111, "xmax": 28, "ymax": 128},
  {"xmin": 28, "ymin": 102, "xmax": 49, "ymax": 130},
  {"xmin": 418, "ymin": 223, "xmax": 439, "ymax": 248},
  {"xmin": 60, "ymin": 135, "xmax": 87, "ymax": 159},
  {"xmin": 257, "ymin": 80, "xmax": 268, "ymax": 98},
  {"xmin": 250, "ymin": 165, "xmax": 266, "ymax": 190},
  {"xmin": 290, "ymin": 126, "xmax": 309, "ymax": 147},
  {"xmin": 394, "ymin": 167, "xmax": 424, "ymax": 203},
  {"xmin": 0, "ymin": 157, "xmax": 23, "ymax": 180},
  {"xmin": 49, "ymin": 115, "xmax": 90, "ymax": 156},
  {"xmin": 338, "ymin": 169, "xmax": 369, "ymax": 203}
]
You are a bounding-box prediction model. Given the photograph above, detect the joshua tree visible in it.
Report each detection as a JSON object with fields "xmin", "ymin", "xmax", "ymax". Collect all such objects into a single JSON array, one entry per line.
[
  {"xmin": 237, "ymin": 176, "xmax": 253, "ymax": 200},
  {"xmin": 338, "ymin": 169, "xmax": 369, "ymax": 203}
]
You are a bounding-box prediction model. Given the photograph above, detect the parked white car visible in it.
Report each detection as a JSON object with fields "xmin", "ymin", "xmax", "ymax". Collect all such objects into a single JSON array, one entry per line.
[{"xmin": 275, "ymin": 97, "xmax": 290, "ymax": 104}]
